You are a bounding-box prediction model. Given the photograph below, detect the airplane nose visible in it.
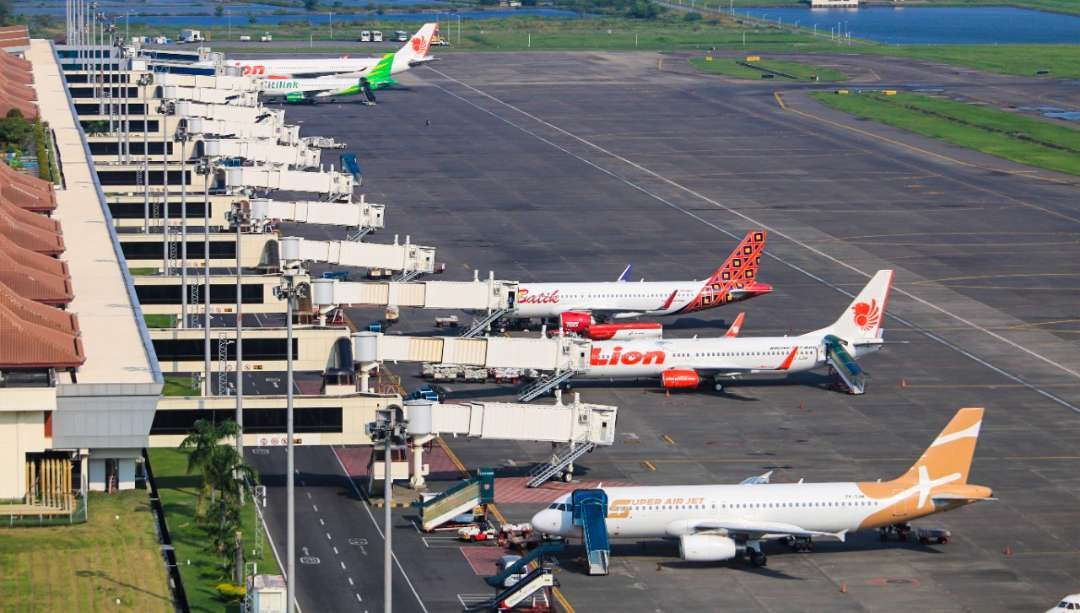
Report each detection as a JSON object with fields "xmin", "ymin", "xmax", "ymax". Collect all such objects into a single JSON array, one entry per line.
[{"xmin": 531, "ymin": 509, "xmax": 560, "ymax": 535}]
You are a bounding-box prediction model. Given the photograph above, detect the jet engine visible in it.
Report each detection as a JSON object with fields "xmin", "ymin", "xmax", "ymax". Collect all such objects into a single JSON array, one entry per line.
[
  {"xmin": 679, "ymin": 534, "xmax": 738, "ymax": 562},
  {"xmin": 558, "ymin": 311, "xmax": 593, "ymax": 335},
  {"xmin": 587, "ymin": 322, "xmax": 663, "ymax": 341},
  {"xmin": 661, "ymin": 369, "xmax": 700, "ymax": 389}
]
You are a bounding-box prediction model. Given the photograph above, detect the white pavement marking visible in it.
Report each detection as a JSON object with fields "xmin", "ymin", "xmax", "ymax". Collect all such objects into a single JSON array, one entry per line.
[
  {"xmin": 313, "ymin": 504, "xmax": 318, "ymax": 513},
  {"xmin": 326, "ymin": 532, "xmax": 332, "ymax": 541},
  {"xmin": 348, "ymin": 577, "xmax": 354, "ymax": 586},
  {"xmin": 331, "ymin": 447, "xmax": 429, "ymax": 613},
  {"xmin": 306, "ymin": 492, "xmax": 312, "ymax": 499},
  {"xmin": 319, "ymin": 518, "xmax": 325, "ymax": 526},
  {"xmin": 341, "ymin": 561, "xmax": 347, "ymax": 570},
  {"xmin": 356, "ymin": 593, "xmax": 363, "ymax": 603},
  {"xmin": 333, "ymin": 546, "xmax": 339, "ymax": 555},
  {"xmin": 426, "ymin": 66, "xmax": 1080, "ymax": 414}
]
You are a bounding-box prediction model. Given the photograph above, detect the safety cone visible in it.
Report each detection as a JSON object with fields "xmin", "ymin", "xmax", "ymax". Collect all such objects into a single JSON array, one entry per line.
[
  {"xmin": 1002, "ymin": 545, "xmax": 1013, "ymax": 556},
  {"xmin": 839, "ymin": 582, "xmax": 848, "ymax": 593},
  {"xmin": 900, "ymin": 378, "xmax": 908, "ymax": 388},
  {"xmin": 665, "ymin": 389, "xmax": 670, "ymax": 398}
]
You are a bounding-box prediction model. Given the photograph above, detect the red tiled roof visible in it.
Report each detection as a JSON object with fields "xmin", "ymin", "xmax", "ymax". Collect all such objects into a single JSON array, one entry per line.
[
  {"xmin": 0, "ymin": 233, "xmax": 72, "ymax": 304},
  {"xmin": 0, "ymin": 203, "xmax": 64, "ymax": 254},
  {"xmin": 0, "ymin": 27, "xmax": 30, "ymax": 50},
  {"xmin": 0, "ymin": 162, "xmax": 56, "ymax": 212},
  {"xmin": 0, "ymin": 300, "xmax": 84, "ymax": 369},
  {"xmin": 0, "ymin": 192, "xmax": 60, "ymax": 234},
  {"xmin": 0, "ymin": 280, "xmax": 78, "ymax": 334}
]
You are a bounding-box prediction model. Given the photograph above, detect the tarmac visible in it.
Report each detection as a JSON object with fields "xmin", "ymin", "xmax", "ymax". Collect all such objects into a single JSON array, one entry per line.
[{"xmin": 251, "ymin": 50, "xmax": 1080, "ymax": 611}]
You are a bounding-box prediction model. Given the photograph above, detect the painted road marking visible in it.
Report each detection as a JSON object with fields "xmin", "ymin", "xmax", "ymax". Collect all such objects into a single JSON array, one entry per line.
[
  {"xmin": 318, "ymin": 518, "xmax": 324, "ymax": 526},
  {"xmin": 333, "ymin": 546, "xmax": 339, "ymax": 555},
  {"xmin": 661, "ymin": 434, "xmax": 676, "ymax": 445},
  {"xmin": 642, "ymin": 460, "xmax": 657, "ymax": 471},
  {"xmin": 326, "ymin": 532, "xmax": 332, "ymax": 541},
  {"xmin": 312, "ymin": 504, "xmax": 318, "ymax": 513},
  {"xmin": 331, "ymin": 447, "xmax": 429, "ymax": 613},
  {"xmin": 356, "ymin": 593, "xmax": 362, "ymax": 603},
  {"xmin": 426, "ymin": 67, "xmax": 1080, "ymax": 415},
  {"xmin": 340, "ymin": 561, "xmax": 347, "ymax": 570},
  {"xmin": 348, "ymin": 577, "xmax": 354, "ymax": 586}
]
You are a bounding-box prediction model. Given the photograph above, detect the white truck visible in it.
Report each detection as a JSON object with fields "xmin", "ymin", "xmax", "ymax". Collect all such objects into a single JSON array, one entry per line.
[
  {"xmin": 360, "ymin": 30, "xmax": 372, "ymax": 42},
  {"xmin": 372, "ymin": 30, "xmax": 384, "ymax": 42},
  {"xmin": 180, "ymin": 29, "xmax": 205, "ymax": 43}
]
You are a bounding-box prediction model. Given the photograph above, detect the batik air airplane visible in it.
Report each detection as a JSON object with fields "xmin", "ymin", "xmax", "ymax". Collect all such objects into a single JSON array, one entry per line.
[
  {"xmin": 515, "ymin": 231, "xmax": 772, "ymax": 335},
  {"xmin": 202, "ymin": 23, "xmax": 438, "ymax": 79},
  {"xmin": 531, "ymin": 407, "xmax": 993, "ymax": 567},
  {"xmin": 579, "ymin": 269, "xmax": 892, "ymax": 391}
]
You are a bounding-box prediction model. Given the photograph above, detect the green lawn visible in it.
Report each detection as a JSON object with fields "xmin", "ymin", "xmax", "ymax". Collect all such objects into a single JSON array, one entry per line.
[
  {"xmin": 871, "ymin": 44, "xmax": 1080, "ymax": 79},
  {"xmin": 163, "ymin": 374, "xmax": 201, "ymax": 397},
  {"xmin": 143, "ymin": 314, "xmax": 176, "ymax": 328},
  {"xmin": 0, "ymin": 490, "xmax": 173, "ymax": 613},
  {"xmin": 811, "ymin": 91, "xmax": 1080, "ymax": 176},
  {"xmin": 149, "ymin": 448, "xmax": 280, "ymax": 613},
  {"xmin": 129, "ymin": 267, "xmax": 158, "ymax": 276},
  {"xmin": 690, "ymin": 55, "xmax": 847, "ymax": 81}
]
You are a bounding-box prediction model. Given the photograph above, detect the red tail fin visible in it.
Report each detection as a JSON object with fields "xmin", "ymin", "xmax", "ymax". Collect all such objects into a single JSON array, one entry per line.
[{"xmin": 679, "ymin": 231, "xmax": 768, "ymax": 314}]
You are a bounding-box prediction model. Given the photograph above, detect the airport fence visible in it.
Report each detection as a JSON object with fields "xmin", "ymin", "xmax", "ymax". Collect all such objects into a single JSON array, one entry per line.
[{"xmin": 0, "ymin": 491, "xmax": 88, "ymax": 527}]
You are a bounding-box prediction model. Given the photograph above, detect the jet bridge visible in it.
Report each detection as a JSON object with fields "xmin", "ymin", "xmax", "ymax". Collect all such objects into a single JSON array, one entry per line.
[
  {"xmin": 224, "ymin": 166, "xmax": 353, "ymax": 199},
  {"xmin": 155, "ymin": 72, "xmax": 261, "ymax": 93},
  {"xmin": 161, "ymin": 85, "xmax": 260, "ymax": 106},
  {"xmin": 280, "ymin": 236, "xmax": 434, "ymax": 275},
  {"xmin": 403, "ymin": 392, "xmax": 616, "ymax": 488},
  {"xmin": 249, "ymin": 197, "xmax": 383, "ymax": 232},
  {"xmin": 202, "ymin": 140, "xmax": 321, "ymax": 168},
  {"xmin": 185, "ymin": 117, "xmax": 300, "ymax": 144},
  {"xmin": 310, "ymin": 274, "xmax": 515, "ymax": 313},
  {"xmin": 173, "ymin": 100, "xmax": 283, "ymax": 126}
]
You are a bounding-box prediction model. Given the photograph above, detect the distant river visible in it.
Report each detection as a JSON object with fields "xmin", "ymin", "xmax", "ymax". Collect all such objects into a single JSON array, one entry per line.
[{"xmin": 739, "ymin": 6, "xmax": 1080, "ymax": 44}]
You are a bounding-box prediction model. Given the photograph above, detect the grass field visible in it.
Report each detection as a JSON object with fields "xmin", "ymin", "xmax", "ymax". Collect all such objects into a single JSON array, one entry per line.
[
  {"xmin": 0, "ymin": 490, "xmax": 173, "ymax": 613},
  {"xmin": 149, "ymin": 448, "xmax": 280, "ymax": 613},
  {"xmin": 873, "ymin": 44, "xmax": 1080, "ymax": 79},
  {"xmin": 143, "ymin": 314, "xmax": 176, "ymax": 328},
  {"xmin": 163, "ymin": 374, "xmax": 201, "ymax": 396},
  {"xmin": 690, "ymin": 55, "xmax": 847, "ymax": 81},
  {"xmin": 811, "ymin": 91, "xmax": 1080, "ymax": 176}
]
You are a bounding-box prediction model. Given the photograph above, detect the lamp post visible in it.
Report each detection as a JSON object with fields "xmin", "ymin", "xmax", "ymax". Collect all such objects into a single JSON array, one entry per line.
[
  {"xmin": 365, "ymin": 406, "xmax": 407, "ymax": 613},
  {"xmin": 274, "ymin": 262, "xmax": 306, "ymax": 613},
  {"xmin": 177, "ymin": 127, "xmax": 189, "ymax": 328},
  {"xmin": 227, "ymin": 201, "xmax": 248, "ymax": 458},
  {"xmin": 196, "ymin": 161, "xmax": 213, "ymax": 395},
  {"xmin": 138, "ymin": 73, "xmax": 152, "ymax": 233}
]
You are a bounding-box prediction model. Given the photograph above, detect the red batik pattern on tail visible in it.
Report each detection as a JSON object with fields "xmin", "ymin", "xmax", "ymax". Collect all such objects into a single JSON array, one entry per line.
[{"xmin": 679, "ymin": 230, "xmax": 766, "ymax": 314}]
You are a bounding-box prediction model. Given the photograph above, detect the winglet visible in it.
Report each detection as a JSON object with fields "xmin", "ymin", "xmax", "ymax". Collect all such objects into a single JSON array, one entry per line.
[
  {"xmin": 724, "ymin": 312, "xmax": 745, "ymax": 338},
  {"xmin": 617, "ymin": 264, "xmax": 632, "ymax": 282}
]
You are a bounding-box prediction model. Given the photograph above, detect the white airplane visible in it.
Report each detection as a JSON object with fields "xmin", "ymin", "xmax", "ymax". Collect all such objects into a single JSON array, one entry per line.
[
  {"xmin": 577, "ymin": 269, "xmax": 893, "ymax": 392},
  {"xmin": 206, "ymin": 23, "xmax": 438, "ymax": 78},
  {"xmin": 512, "ymin": 231, "xmax": 772, "ymax": 333},
  {"xmin": 531, "ymin": 407, "xmax": 993, "ymax": 567}
]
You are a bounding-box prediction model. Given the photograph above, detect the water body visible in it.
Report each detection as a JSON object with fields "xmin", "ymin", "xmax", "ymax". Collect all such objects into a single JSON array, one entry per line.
[{"xmin": 739, "ymin": 6, "xmax": 1080, "ymax": 45}]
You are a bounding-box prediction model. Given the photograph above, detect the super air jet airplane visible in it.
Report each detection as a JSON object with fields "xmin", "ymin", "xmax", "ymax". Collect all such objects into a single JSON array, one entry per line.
[
  {"xmin": 577, "ymin": 269, "xmax": 893, "ymax": 392},
  {"xmin": 258, "ymin": 53, "xmax": 397, "ymax": 104},
  {"xmin": 532, "ymin": 407, "xmax": 993, "ymax": 567},
  {"xmin": 512, "ymin": 231, "xmax": 773, "ymax": 335}
]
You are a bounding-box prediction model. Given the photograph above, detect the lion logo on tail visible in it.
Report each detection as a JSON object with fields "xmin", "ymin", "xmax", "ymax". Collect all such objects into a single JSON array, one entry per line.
[{"xmin": 852, "ymin": 299, "xmax": 881, "ymax": 332}]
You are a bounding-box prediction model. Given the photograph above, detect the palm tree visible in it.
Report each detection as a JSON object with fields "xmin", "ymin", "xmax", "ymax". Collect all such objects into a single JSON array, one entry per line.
[{"xmin": 179, "ymin": 419, "xmax": 241, "ymax": 514}]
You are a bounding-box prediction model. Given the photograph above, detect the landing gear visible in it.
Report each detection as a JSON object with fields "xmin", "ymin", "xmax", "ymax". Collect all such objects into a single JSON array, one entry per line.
[
  {"xmin": 879, "ymin": 522, "xmax": 913, "ymax": 542},
  {"xmin": 713, "ymin": 382, "xmax": 724, "ymax": 392},
  {"xmin": 748, "ymin": 547, "xmax": 767, "ymax": 567},
  {"xmin": 788, "ymin": 536, "xmax": 813, "ymax": 553}
]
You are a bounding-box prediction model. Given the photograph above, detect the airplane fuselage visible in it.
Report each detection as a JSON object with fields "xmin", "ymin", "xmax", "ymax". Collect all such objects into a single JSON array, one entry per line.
[{"xmin": 514, "ymin": 281, "xmax": 704, "ymax": 319}]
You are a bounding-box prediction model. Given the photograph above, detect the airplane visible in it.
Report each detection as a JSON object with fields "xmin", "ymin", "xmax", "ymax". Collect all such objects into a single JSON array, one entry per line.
[
  {"xmin": 258, "ymin": 53, "xmax": 397, "ymax": 104},
  {"xmin": 531, "ymin": 407, "xmax": 993, "ymax": 567},
  {"xmin": 204, "ymin": 22, "xmax": 438, "ymax": 78},
  {"xmin": 577, "ymin": 269, "xmax": 893, "ymax": 392},
  {"xmin": 511, "ymin": 231, "xmax": 772, "ymax": 332}
]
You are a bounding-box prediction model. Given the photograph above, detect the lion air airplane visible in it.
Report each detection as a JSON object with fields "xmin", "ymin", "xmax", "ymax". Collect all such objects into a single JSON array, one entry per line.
[
  {"xmin": 202, "ymin": 23, "xmax": 438, "ymax": 78},
  {"xmin": 531, "ymin": 407, "xmax": 993, "ymax": 567},
  {"xmin": 578, "ymin": 269, "xmax": 892, "ymax": 391},
  {"xmin": 513, "ymin": 231, "xmax": 771, "ymax": 333}
]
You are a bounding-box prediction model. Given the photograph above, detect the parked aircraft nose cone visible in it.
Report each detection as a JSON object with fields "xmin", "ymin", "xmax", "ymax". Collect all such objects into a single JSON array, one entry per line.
[{"xmin": 531, "ymin": 509, "xmax": 561, "ymax": 535}]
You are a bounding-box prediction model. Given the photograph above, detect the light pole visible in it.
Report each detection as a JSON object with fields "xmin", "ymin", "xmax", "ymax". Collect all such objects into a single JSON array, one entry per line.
[
  {"xmin": 177, "ymin": 127, "xmax": 189, "ymax": 329},
  {"xmin": 228, "ymin": 201, "xmax": 248, "ymax": 458},
  {"xmin": 274, "ymin": 264, "xmax": 305, "ymax": 613},
  {"xmin": 365, "ymin": 406, "xmax": 407, "ymax": 613},
  {"xmin": 139, "ymin": 73, "xmax": 152, "ymax": 233},
  {"xmin": 197, "ymin": 161, "xmax": 212, "ymax": 395},
  {"xmin": 161, "ymin": 97, "xmax": 170, "ymax": 276}
]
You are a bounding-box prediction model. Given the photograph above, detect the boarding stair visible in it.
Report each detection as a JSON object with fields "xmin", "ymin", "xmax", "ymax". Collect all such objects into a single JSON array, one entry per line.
[
  {"xmin": 572, "ymin": 489, "xmax": 610, "ymax": 576},
  {"xmin": 340, "ymin": 153, "xmax": 362, "ymax": 181},
  {"xmin": 464, "ymin": 566, "xmax": 555, "ymax": 612},
  {"xmin": 461, "ymin": 308, "xmax": 513, "ymax": 338},
  {"xmin": 517, "ymin": 369, "xmax": 577, "ymax": 403},
  {"xmin": 394, "ymin": 269, "xmax": 424, "ymax": 283},
  {"xmin": 485, "ymin": 543, "xmax": 565, "ymax": 588},
  {"xmin": 526, "ymin": 440, "xmax": 596, "ymax": 488},
  {"xmin": 346, "ymin": 225, "xmax": 372, "ymax": 241},
  {"xmin": 823, "ymin": 334, "xmax": 866, "ymax": 395},
  {"xmin": 418, "ymin": 468, "xmax": 494, "ymax": 532}
]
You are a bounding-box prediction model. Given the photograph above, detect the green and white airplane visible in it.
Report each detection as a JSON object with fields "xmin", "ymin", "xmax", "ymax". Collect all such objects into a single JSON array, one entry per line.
[{"xmin": 259, "ymin": 53, "xmax": 398, "ymax": 104}]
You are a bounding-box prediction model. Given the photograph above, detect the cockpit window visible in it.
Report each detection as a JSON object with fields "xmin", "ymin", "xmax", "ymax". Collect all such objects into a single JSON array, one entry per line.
[{"xmin": 557, "ymin": 503, "xmax": 569, "ymax": 511}]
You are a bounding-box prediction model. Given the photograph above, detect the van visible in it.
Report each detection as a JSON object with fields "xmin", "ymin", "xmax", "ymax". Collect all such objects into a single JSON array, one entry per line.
[
  {"xmin": 372, "ymin": 30, "xmax": 384, "ymax": 42},
  {"xmin": 360, "ymin": 30, "xmax": 372, "ymax": 42},
  {"xmin": 394, "ymin": 30, "xmax": 408, "ymax": 42},
  {"xmin": 495, "ymin": 555, "xmax": 525, "ymax": 587}
]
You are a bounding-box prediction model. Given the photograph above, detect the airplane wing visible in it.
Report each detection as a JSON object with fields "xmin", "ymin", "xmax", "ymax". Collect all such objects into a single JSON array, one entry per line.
[
  {"xmin": 409, "ymin": 57, "xmax": 439, "ymax": 67},
  {"xmin": 668, "ymin": 518, "xmax": 846, "ymax": 541},
  {"xmin": 739, "ymin": 470, "xmax": 772, "ymax": 485}
]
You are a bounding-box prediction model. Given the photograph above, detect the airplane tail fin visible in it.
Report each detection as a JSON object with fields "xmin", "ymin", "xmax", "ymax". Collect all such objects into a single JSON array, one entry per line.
[
  {"xmin": 814, "ymin": 270, "xmax": 893, "ymax": 343},
  {"xmin": 366, "ymin": 53, "xmax": 395, "ymax": 88},
  {"xmin": 897, "ymin": 408, "xmax": 984, "ymax": 485},
  {"xmin": 392, "ymin": 22, "xmax": 437, "ymax": 73},
  {"xmin": 680, "ymin": 231, "xmax": 769, "ymax": 313}
]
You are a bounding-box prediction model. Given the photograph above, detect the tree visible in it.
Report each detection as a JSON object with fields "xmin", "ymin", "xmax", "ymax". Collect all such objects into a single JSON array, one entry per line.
[
  {"xmin": 684, "ymin": 11, "xmax": 702, "ymax": 21},
  {"xmin": 0, "ymin": 0, "xmax": 12, "ymax": 27},
  {"xmin": 303, "ymin": 0, "xmax": 319, "ymax": 11},
  {"xmin": 214, "ymin": 4, "xmax": 224, "ymax": 17},
  {"xmin": 179, "ymin": 419, "xmax": 241, "ymax": 513},
  {"xmin": 626, "ymin": 0, "xmax": 660, "ymax": 19}
]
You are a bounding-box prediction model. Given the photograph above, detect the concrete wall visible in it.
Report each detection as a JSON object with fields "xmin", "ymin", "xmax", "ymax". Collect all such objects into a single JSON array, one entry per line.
[{"xmin": 0, "ymin": 411, "xmax": 46, "ymax": 499}]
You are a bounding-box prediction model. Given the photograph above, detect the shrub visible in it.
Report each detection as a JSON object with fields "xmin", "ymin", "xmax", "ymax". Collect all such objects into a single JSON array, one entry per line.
[{"xmin": 215, "ymin": 582, "xmax": 246, "ymax": 601}]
